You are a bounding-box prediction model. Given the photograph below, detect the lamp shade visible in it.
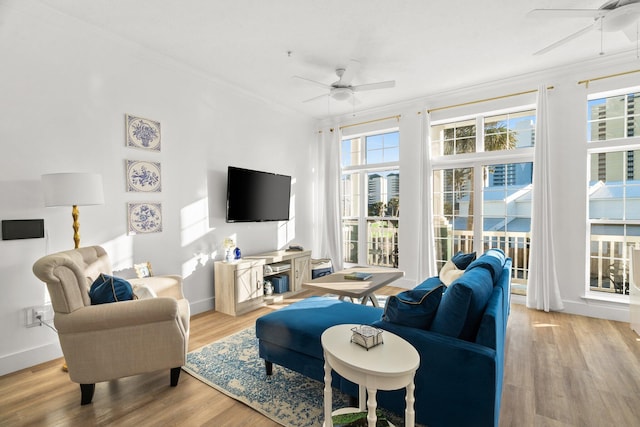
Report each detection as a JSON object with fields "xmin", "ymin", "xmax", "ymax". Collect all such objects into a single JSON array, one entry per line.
[{"xmin": 41, "ymin": 173, "xmax": 105, "ymax": 207}]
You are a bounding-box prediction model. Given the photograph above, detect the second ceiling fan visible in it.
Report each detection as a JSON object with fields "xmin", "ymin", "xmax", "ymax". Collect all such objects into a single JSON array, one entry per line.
[{"xmin": 529, "ymin": 0, "xmax": 640, "ymax": 55}]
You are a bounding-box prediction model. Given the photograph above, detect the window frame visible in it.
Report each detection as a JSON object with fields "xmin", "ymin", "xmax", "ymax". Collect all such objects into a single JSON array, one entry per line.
[
  {"xmin": 430, "ymin": 105, "xmax": 536, "ymax": 292},
  {"xmin": 586, "ymin": 86, "xmax": 640, "ymax": 301},
  {"xmin": 341, "ymin": 127, "xmax": 400, "ymax": 269}
]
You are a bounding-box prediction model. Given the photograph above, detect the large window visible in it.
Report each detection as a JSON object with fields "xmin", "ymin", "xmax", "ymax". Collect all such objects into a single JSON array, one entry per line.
[
  {"xmin": 587, "ymin": 89, "xmax": 640, "ymax": 296},
  {"xmin": 431, "ymin": 108, "xmax": 535, "ymax": 294},
  {"xmin": 341, "ymin": 130, "xmax": 399, "ymax": 268}
]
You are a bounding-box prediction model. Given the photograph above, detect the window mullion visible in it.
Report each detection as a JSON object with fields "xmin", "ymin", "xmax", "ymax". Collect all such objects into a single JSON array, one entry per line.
[
  {"xmin": 358, "ymin": 171, "xmax": 367, "ymax": 265},
  {"xmin": 473, "ymin": 163, "xmax": 484, "ymax": 253}
]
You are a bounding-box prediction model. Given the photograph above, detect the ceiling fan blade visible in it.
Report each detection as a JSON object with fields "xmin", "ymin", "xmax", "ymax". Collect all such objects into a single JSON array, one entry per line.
[
  {"xmin": 527, "ymin": 8, "xmax": 606, "ymax": 18},
  {"xmin": 302, "ymin": 93, "xmax": 329, "ymax": 103},
  {"xmin": 352, "ymin": 80, "xmax": 396, "ymax": 92},
  {"xmin": 292, "ymin": 75, "xmax": 330, "ymax": 90},
  {"xmin": 533, "ymin": 22, "xmax": 597, "ymax": 55},
  {"xmin": 339, "ymin": 59, "xmax": 361, "ymax": 85}
]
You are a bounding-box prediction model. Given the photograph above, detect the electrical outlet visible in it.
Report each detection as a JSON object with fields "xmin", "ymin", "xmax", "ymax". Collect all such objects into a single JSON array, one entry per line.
[{"xmin": 25, "ymin": 306, "xmax": 45, "ymax": 328}]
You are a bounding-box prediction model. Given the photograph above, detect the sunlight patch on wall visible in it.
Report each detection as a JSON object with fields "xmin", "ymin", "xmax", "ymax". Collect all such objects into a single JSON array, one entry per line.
[
  {"xmin": 277, "ymin": 192, "xmax": 295, "ymax": 249},
  {"xmin": 182, "ymin": 251, "xmax": 214, "ymax": 279},
  {"xmin": 181, "ymin": 197, "xmax": 213, "ymax": 247},
  {"xmin": 100, "ymin": 234, "xmax": 134, "ymax": 271}
]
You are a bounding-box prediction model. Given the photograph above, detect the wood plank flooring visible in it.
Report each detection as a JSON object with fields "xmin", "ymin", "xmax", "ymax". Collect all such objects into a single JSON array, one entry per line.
[{"xmin": 1, "ymin": 288, "xmax": 639, "ymax": 426}]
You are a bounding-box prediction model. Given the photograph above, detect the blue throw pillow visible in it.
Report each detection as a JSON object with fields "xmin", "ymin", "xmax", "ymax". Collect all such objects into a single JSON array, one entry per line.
[
  {"xmin": 430, "ymin": 267, "xmax": 494, "ymax": 340},
  {"xmin": 451, "ymin": 251, "xmax": 476, "ymax": 269},
  {"xmin": 89, "ymin": 274, "xmax": 134, "ymax": 304},
  {"xmin": 382, "ymin": 284, "xmax": 445, "ymax": 330},
  {"xmin": 414, "ymin": 276, "xmax": 444, "ymax": 291}
]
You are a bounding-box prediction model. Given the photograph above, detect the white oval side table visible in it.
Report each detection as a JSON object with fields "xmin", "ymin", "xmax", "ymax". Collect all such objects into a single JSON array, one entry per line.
[{"xmin": 321, "ymin": 324, "xmax": 420, "ymax": 427}]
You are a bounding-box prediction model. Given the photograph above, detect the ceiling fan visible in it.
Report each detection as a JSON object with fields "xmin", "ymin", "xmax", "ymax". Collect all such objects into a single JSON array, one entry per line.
[
  {"xmin": 293, "ymin": 59, "xmax": 395, "ymax": 103},
  {"xmin": 529, "ymin": 0, "xmax": 640, "ymax": 55}
]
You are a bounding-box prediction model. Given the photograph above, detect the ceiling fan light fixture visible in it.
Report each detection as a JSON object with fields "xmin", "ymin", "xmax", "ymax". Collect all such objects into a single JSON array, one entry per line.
[{"xmin": 331, "ymin": 88, "xmax": 352, "ymax": 101}]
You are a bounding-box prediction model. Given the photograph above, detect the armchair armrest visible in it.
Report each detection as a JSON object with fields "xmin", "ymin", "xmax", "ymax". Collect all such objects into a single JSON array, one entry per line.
[{"xmin": 55, "ymin": 298, "xmax": 180, "ymax": 334}]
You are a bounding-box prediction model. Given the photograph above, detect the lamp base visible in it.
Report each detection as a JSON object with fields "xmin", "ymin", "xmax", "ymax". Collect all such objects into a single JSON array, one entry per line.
[{"xmin": 72, "ymin": 205, "xmax": 80, "ymax": 249}]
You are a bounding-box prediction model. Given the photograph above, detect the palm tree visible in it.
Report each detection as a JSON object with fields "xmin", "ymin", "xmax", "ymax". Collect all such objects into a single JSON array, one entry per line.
[
  {"xmin": 387, "ymin": 197, "xmax": 399, "ymax": 217},
  {"xmin": 446, "ymin": 123, "xmax": 516, "ymax": 230}
]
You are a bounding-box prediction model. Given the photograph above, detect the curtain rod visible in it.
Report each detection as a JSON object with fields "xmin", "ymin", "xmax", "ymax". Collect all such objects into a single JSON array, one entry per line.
[
  {"xmin": 339, "ymin": 114, "xmax": 401, "ymax": 130},
  {"xmin": 427, "ymin": 86, "xmax": 554, "ymax": 114},
  {"xmin": 578, "ymin": 69, "xmax": 640, "ymax": 88}
]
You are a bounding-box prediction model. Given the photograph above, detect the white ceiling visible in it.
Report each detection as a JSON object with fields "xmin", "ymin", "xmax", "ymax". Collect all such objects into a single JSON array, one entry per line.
[{"xmin": 37, "ymin": 0, "xmax": 640, "ymax": 119}]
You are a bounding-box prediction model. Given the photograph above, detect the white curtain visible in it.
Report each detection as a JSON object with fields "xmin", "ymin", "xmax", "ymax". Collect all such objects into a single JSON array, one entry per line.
[
  {"xmin": 317, "ymin": 126, "xmax": 344, "ymax": 270},
  {"xmin": 526, "ymin": 85, "xmax": 564, "ymax": 312},
  {"xmin": 419, "ymin": 112, "xmax": 438, "ymax": 279}
]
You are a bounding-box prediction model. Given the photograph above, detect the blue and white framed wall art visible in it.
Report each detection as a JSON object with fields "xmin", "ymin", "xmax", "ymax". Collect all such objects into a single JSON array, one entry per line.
[
  {"xmin": 126, "ymin": 114, "xmax": 161, "ymax": 151},
  {"xmin": 127, "ymin": 202, "xmax": 163, "ymax": 235},
  {"xmin": 125, "ymin": 160, "xmax": 161, "ymax": 192}
]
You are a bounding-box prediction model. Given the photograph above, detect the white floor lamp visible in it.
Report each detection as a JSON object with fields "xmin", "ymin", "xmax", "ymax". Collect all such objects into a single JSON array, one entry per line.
[
  {"xmin": 41, "ymin": 172, "xmax": 104, "ymax": 249},
  {"xmin": 41, "ymin": 172, "xmax": 104, "ymax": 372}
]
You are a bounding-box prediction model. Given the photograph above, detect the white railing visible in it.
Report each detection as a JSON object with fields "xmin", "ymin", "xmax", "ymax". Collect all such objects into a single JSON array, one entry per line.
[
  {"xmin": 589, "ymin": 234, "xmax": 639, "ymax": 295},
  {"xmin": 367, "ymin": 219, "xmax": 398, "ymax": 268},
  {"xmin": 436, "ymin": 230, "xmax": 530, "ymax": 292},
  {"xmin": 347, "ymin": 223, "xmax": 633, "ymax": 295}
]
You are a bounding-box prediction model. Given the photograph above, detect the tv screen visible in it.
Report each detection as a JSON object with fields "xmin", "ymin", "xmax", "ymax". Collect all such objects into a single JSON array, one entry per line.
[{"xmin": 226, "ymin": 166, "xmax": 291, "ymax": 222}]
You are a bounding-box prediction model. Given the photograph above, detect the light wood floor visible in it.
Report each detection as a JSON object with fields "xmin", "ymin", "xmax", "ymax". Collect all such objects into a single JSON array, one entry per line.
[{"xmin": 1, "ymin": 288, "xmax": 639, "ymax": 426}]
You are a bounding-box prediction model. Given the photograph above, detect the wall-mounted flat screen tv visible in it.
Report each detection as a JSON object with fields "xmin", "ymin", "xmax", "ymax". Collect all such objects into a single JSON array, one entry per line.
[{"xmin": 226, "ymin": 166, "xmax": 291, "ymax": 222}]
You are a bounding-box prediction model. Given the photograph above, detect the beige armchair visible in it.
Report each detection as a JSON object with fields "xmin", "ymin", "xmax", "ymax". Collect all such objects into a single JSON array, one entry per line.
[{"xmin": 32, "ymin": 246, "xmax": 190, "ymax": 405}]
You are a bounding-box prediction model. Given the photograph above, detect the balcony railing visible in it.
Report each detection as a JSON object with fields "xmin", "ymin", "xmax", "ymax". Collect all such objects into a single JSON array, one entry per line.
[
  {"xmin": 347, "ymin": 222, "xmax": 631, "ymax": 296},
  {"xmin": 435, "ymin": 229, "xmax": 530, "ymax": 294},
  {"xmin": 342, "ymin": 219, "xmax": 398, "ymax": 268},
  {"xmin": 589, "ymin": 234, "xmax": 638, "ymax": 295}
]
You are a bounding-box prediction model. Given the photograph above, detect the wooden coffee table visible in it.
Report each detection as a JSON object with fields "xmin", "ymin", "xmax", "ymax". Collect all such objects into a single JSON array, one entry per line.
[{"xmin": 302, "ymin": 268, "xmax": 404, "ymax": 307}]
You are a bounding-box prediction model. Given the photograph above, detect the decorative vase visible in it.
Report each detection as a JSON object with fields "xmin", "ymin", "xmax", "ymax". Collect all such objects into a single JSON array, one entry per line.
[
  {"xmin": 234, "ymin": 247, "xmax": 241, "ymax": 259},
  {"xmin": 264, "ymin": 281, "xmax": 273, "ymax": 295},
  {"xmin": 225, "ymin": 248, "xmax": 235, "ymax": 262}
]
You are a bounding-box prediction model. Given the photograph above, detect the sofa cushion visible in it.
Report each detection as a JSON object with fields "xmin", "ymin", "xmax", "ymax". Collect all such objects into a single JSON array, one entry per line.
[
  {"xmin": 255, "ymin": 296, "xmax": 383, "ymax": 360},
  {"xmin": 382, "ymin": 284, "xmax": 445, "ymax": 329},
  {"xmin": 430, "ymin": 266, "xmax": 494, "ymax": 340},
  {"xmin": 465, "ymin": 248, "xmax": 506, "ymax": 281},
  {"xmin": 439, "ymin": 260, "xmax": 464, "ymax": 286},
  {"xmin": 451, "ymin": 251, "xmax": 476, "ymax": 269}
]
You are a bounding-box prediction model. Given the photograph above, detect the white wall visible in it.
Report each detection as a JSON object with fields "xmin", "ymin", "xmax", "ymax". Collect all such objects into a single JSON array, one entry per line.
[{"xmin": 0, "ymin": 1, "xmax": 316, "ymax": 375}]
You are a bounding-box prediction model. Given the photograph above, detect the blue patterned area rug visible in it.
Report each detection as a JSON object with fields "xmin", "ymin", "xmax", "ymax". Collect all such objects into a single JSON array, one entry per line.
[{"xmin": 183, "ymin": 326, "xmax": 403, "ymax": 427}]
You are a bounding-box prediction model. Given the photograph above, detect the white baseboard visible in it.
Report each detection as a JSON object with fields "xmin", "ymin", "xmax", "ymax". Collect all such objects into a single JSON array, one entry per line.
[
  {"xmin": 0, "ymin": 342, "xmax": 62, "ymax": 377},
  {"xmin": 189, "ymin": 297, "xmax": 215, "ymax": 316},
  {"xmin": 511, "ymin": 294, "xmax": 629, "ymax": 323}
]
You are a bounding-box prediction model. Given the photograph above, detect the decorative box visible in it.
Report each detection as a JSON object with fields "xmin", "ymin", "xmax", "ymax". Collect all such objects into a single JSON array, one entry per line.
[
  {"xmin": 271, "ymin": 274, "xmax": 289, "ymax": 293},
  {"xmin": 350, "ymin": 325, "xmax": 383, "ymax": 350},
  {"xmin": 312, "ymin": 258, "xmax": 334, "ymax": 279}
]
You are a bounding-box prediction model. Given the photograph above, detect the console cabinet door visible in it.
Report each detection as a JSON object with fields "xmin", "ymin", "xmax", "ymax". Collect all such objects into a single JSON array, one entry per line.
[
  {"xmin": 292, "ymin": 254, "xmax": 311, "ymax": 292},
  {"xmin": 236, "ymin": 264, "xmax": 264, "ymax": 304}
]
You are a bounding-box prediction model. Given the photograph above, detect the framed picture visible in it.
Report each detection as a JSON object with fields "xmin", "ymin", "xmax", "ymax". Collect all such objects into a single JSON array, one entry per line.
[
  {"xmin": 134, "ymin": 262, "xmax": 153, "ymax": 278},
  {"xmin": 127, "ymin": 202, "xmax": 163, "ymax": 235},
  {"xmin": 126, "ymin": 114, "xmax": 161, "ymax": 151},
  {"xmin": 126, "ymin": 160, "xmax": 161, "ymax": 192}
]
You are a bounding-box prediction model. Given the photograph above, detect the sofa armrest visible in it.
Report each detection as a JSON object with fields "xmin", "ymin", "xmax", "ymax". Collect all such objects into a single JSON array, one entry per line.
[
  {"xmin": 54, "ymin": 297, "xmax": 180, "ymax": 333},
  {"xmin": 365, "ymin": 321, "xmax": 500, "ymax": 427}
]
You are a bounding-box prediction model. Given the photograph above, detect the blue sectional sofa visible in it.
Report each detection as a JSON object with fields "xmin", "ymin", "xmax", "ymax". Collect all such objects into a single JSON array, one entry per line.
[{"xmin": 255, "ymin": 249, "xmax": 511, "ymax": 427}]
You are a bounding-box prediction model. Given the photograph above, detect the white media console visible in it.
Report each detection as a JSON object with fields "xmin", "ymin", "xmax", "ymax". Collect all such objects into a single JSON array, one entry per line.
[{"xmin": 214, "ymin": 249, "xmax": 311, "ymax": 316}]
